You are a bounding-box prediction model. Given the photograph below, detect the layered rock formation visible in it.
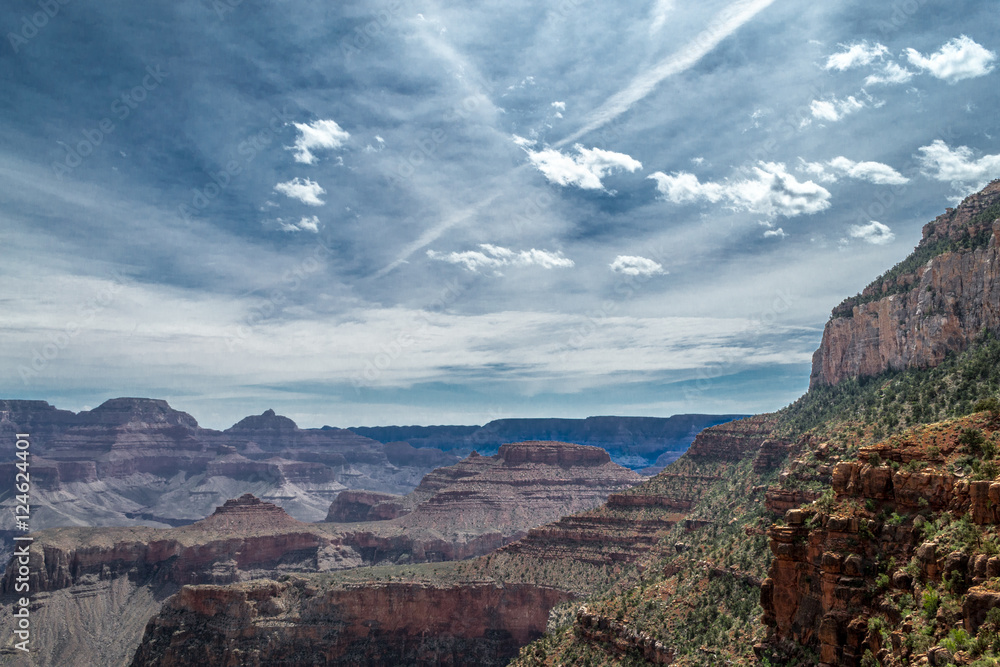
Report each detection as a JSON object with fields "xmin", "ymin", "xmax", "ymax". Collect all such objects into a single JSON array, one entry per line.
[
  {"xmin": 0, "ymin": 495, "xmax": 358, "ymax": 667},
  {"xmin": 130, "ymin": 579, "xmax": 572, "ymax": 667},
  {"xmin": 812, "ymin": 180, "xmax": 1000, "ymax": 388},
  {"xmin": 0, "ymin": 399, "xmax": 458, "ymax": 535},
  {"xmin": 329, "ymin": 441, "xmax": 644, "ymax": 564},
  {"xmin": 762, "ymin": 414, "xmax": 1000, "ymax": 666}
]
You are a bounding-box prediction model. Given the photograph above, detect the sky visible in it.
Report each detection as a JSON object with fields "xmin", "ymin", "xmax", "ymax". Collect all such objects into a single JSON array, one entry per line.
[{"xmin": 1, "ymin": 0, "xmax": 999, "ymax": 429}]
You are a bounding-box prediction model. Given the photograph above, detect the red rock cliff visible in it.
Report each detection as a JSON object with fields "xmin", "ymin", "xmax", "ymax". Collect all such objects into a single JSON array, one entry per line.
[
  {"xmin": 129, "ymin": 578, "xmax": 573, "ymax": 667},
  {"xmin": 811, "ymin": 180, "xmax": 1000, "ymax": 388}
]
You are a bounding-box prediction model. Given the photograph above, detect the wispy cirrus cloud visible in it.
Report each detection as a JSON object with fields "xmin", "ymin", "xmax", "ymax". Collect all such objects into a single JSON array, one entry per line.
[
  {"xmin": 288, "ymin": 119, "xmax": 350, "ymax": 164},
  {"xmin": 518, "ymin": 140, "xmax": 642, "ymax": 191},
  {"xmin": 905, "ymin": 35, "xmax": 997, "ymax": 84},
  {"xmin": 557, "ymin": 0, "xmax": 777, "ymax": 146},
  {"xmin": 427, "ymin": 244, "xmax": 574, "ymax": 274},
  {"xmin": 271, "ymin": 215, "xmax": 321, "ymax": 233},
  {"xmin": 864, "ymin": 62, "xmax": 914, "ymax": 86},
  {"xmin": 649, "ymin": 162, "xmax": 831, "ymax": 218},
  {"xmin": 609, "ymin": 255, "xmax": 666, "ymax": 277},
  {"xmin": 274, "ymin": 178, "xmax": 327, "ymax": 206}
]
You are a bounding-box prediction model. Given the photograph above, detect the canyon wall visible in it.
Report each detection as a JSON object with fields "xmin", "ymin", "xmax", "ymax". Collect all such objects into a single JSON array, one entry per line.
[{"xmin": 811, "ymin": 181, "xmax": 1000, "ymax": 388}]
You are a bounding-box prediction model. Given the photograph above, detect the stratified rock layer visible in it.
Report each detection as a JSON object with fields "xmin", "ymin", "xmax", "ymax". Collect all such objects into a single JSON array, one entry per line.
[
  {"xmin": 811, "ymin": 181, "xmax": 1000, "ymax": 388},
  {"xmin": 129, "ymin": 579, "xmax": 573, "ymax": 667}
]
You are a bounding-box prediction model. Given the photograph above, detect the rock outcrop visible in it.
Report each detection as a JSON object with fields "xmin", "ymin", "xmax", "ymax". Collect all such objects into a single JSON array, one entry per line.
[
  {"xmin": 811, "ymin": 180, "xmax": 1000, "ymax": 388},
  {"xmin": 328, "ymin": 441, "xmax": 644, "ymax": 564},
  {"xmin": 129, "ymin": 579, "xmax": 573, "ymax": 667}
]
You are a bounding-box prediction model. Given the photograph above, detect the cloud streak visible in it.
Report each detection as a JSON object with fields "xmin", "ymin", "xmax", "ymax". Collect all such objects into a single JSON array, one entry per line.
[
  {"xmin": 799, "ymin": 157, "xmax": 909, "ymax": 185},
  {"xmin": 557, "ymin": 0, "xmax": 777, "ymax": 146}
]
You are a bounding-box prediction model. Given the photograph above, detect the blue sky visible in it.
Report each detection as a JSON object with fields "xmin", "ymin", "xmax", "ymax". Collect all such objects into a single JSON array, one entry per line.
[{"xmin": 1, "ymin": 0, "xmax": 998, "ymax": 428}]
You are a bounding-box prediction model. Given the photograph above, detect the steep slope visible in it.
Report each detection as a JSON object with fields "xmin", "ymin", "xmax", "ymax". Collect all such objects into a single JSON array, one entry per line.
[{"xmin": 812, "ymin": 180, "xmax": 1000, "ymax": 388}]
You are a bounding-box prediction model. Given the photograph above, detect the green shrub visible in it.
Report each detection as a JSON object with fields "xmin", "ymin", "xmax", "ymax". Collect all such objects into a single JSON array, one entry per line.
[
  {"xmin": 923, "ymin": 588, "xmax": 941, "ymax": 620},
  {"xmin": 974, "ymin": 397, "xmax": 1000, "ymax": 415}
]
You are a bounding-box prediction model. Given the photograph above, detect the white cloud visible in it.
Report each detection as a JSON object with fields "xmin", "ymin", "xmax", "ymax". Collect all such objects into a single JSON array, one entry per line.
[
  {"xmin": 763, "ymin": 228, "xmax": 786, "ymax": 238},
  {"xmin": 824, "ymin": 41, "xmax": 889, "ymax": 71},
  {"xmin": 810, "ymin": 95, "xmax": 865, "ymax": 122},
  {"xmin": 288, "ymin": 119, "xmax": 350, "ymax": 164},
  {"xmin": 511, "ymin": 134, "xmax": 537, "ymax": 148},
  {"xmin": 848, "ymin": 220, "xmax": 895, "ymax": 245},
  {"xmin": 648, "ymin": 171, "xmax": 725, "ymax": 203},
  {"xmin": 905, "ymin": 35, "xmax": 997, "ymax": 83},
  {"xmin": 273, "ymin": 216, "xmax": 321, "ymax": 233},
  {"xmin": 801, "ymin": 156, "xmax": 909, "ymax": 185},
  {"xmin": 522, "ymin": 144, "xmax": 642, "ymax": 190},
  {"xmin": 427, "ymin": 244, "xmax": 574, "ymax": 273},
  {"xmin": 551, "ymin": 101, "xmax": 566, "ymax": 111},
  {"xmin": 827, "ymin": 157, "xmax": 908, "ymax": 185},
  {"xmin": 916, "ymin": 140, "xmax": 1000, "ymax": 193},
  {"xmin": 274, "ymin": 178, "xmax": 327, "ymax": 206},
  {"xmin": 865, "ymin": 61, "xmax": 914, "ymax": 86},
  {"xmin": 609, "ymin": 255, "xmax": 666, "ymax": 276},
  {"xmin": 649, "ymin": 162, "xmax": 831, "ymax": 218}
]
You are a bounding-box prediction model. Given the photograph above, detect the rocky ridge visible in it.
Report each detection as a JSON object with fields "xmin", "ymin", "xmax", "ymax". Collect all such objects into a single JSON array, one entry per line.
[{"xmin": 812, "ymin": 180, "xmax": 1000, "ymax": 388}]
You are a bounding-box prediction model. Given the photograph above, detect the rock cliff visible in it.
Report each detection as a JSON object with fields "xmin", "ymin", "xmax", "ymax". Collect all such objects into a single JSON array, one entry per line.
[
  {"xmin": 129, "ymin": 578, "xmax": 572, "ymax": 667},
  {"xmin": 811, "ymin": 180, "xmax": 1000, "ymax": 388}
]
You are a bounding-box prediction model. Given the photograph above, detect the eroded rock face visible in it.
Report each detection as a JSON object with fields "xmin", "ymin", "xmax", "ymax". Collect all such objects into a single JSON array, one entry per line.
[
  {"xmin": 684, "ymin": 416, "xmax": 776, "ymax": 461},
  {"xmin": 0, "ymin": 495, "xmax": 353, "ymax": 595},
  {"xmin": 326, "ymin": 490, "xmax": 410, "ymax": 522},
  {"xmin": 811, "ymin": 181, "xmax": 1000, "ymax": 388},
  {"xmin": 129, "ymin": 579, "xmax": 573, "ymax": 667},
  {"xmin": 326, "ymin": 441, "xmax": 644, "ymax": 564},
  {"xmin": 0, "ymin": 399, "xmax": 446, "ymax": 532}
]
